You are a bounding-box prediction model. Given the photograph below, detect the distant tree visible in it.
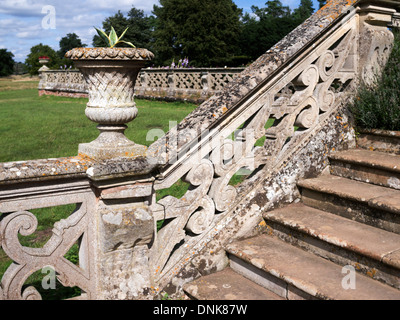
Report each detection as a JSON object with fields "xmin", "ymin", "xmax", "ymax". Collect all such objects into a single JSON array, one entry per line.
[
  {"xmin": 126, "ymin": 7, "xmax": 154, "ymax": 49},
  {"xmin": 59, "ymin": 33, "xmax": 86, "ymax": 59},
  {"xmin": 153, "ymin": 0, "xmax": 242, "ymax": 67},
  {"xmin": 93, "ymin": 8, "xmax": 153, "ymax": 50},
  {"xmin": 238, "ymin": 0, "xmax": 304, "ymax": 62},
  {"xmin": 13, "ymin": 62, "xmax": 27, "ymax": 75},
  {"xmin": 293, "ymin": 0, "xmax": 315, "ymax": 21},
  {"xmin": 251, "ymin": 0, "xmax": 291, "ymax": 19},
  {"xmin": 25, "ymin": 43, "xmax": 59, "ymax": 75},
  {"xmin": 58, "ymin": 33, "xmax": 86, "ymax": 68},
  {"xmin": 0, "ymin": 49, "xmax": 15, "ymax": 77},
  {"xmin": 317, "ymin": 0, "xmax": 327, "ymax": 9}
]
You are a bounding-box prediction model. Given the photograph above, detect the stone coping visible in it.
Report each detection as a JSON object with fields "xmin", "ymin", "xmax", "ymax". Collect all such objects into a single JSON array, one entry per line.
[
  {"xmin": 40, "ymin": 67, "xmax": 245, "ymax": 73},
  {"xmin": 0, "ymin": 154, "xmax": 159, "ymax": 185}
]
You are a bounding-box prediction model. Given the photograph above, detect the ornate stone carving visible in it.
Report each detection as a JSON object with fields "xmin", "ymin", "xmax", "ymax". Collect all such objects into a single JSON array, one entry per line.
[
  {"xmin": 358, "ymin": 5, "xmax": 396, "ymax": 86},
  {"xmin": 65, "ymin": 47, "xmax": 154, "ymax": 61},
  {"xmin": 0, "ymin": 202, "xmax": 91, "ymax": 300},
  {"xmin": 150, "ymin": 159, "xmax": 214, "ymax": 280},
  {"xmin": 149, "ymin": 11, "xmax": 366, "ymax": 289}
]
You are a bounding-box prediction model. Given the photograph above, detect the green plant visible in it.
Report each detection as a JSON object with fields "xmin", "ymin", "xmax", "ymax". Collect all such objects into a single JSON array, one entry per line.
[
  {"xmin": 94, "ymin": 26, "xmax": 135, "ymax": 48},
  {"xmin": 349, "ymin": 30, "xmax": 400, "ymax": 131}
]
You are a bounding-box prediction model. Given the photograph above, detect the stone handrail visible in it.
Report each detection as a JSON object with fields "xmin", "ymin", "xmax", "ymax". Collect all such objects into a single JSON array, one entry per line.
[
  {"xmin": 38, "ymin": 67, "xmax": 244, "ymax": 103},
  {"xmin": 2, "ymin": 0, "xmax": 400, "ymax": 300}
]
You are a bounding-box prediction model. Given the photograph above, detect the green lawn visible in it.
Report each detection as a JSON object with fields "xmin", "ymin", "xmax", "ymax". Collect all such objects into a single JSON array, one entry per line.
[{"xmin": 0, "ymin": 77, "xmax": 197, "ymax": 163}]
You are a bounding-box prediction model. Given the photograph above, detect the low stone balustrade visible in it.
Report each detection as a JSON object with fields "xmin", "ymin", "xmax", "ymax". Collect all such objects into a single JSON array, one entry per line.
[{"xmin": 38, "ymin": 67, "xmax": 244, "ymax": 103}]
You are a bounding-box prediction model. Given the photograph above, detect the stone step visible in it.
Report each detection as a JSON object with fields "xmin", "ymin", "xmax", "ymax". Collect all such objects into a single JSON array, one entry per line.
[
  {"xmin": 329, "ymin": 149, "xmax": 400, "ymax": 190},
  {"xmin": 357, "ymin": 129, "xmax": 400, "ymax": 155},
  {"xmin": 182, "ymin": 267, "xmax": 284, "ymax": 300},
  {"xmin": 263, "ymin": 202, "xmax": 400, "ymax": 289},
  {"xmin": 298, "ymin": 175, "xmax": 400, "ymax": 234},
  {"xmin": 225, "ymin": 234, "xmax": 400, "ymax": 300}
]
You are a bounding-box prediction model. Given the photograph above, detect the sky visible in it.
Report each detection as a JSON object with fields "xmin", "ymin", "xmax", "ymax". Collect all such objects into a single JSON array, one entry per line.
[{"xmin": 0, "ymin": 0, "xmax": 321, "ymax": 63}]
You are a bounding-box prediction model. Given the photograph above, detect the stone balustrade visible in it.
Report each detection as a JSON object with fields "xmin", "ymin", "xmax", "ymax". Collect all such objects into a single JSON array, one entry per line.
[
  {"xmin": 38, "ymin": 67, "xmax": 244, "ymax": 103},
  {"xmin": 2, "ymin": 0, "xmax": 400, "ymax": 300}
]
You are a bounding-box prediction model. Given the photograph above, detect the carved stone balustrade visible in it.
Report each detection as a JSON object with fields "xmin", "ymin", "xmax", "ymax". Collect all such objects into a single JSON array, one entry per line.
[
  {"xmin": 0, "ymin": 155, "xmax": 159, "ymax": 300},
  {"xmin": 38, "ymin": 67, "xmax": 244, "ymax": 103},
  {"xmin": 3, "ymin": 0, "xmax": 400, "ymax": 300}
]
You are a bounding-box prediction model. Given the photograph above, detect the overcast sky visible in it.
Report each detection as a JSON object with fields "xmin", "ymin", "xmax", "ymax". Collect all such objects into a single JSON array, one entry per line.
[{"xmin": 0, "ymin": 0, "xmax": 320, "ymax": 63}]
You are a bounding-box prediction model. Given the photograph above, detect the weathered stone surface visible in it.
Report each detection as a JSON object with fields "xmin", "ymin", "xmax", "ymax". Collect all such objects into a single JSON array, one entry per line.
[
  {"xmin": 329, "ymin": 149, "xmax": 400, "ymax": 190},
  {"xmin": 98, "ymin": 201, "xmax": 153, "ymax": 253},
  {"xmin": 93, "ymin": 175, "xmax": 155, "ymax": 300},
  {"xmin": 299, "ymin": 174, "xmax": 400, "ymax": 233},
  {"xmin": 38, "ymin": 68, "xmax": 244, "ymax": 103},
  {"xmin": 357, "ymin": 129, "xmax": 400, "ymax": 155},
  {"xmin": 159, "ymin": 105, "xmax": 356, "ymax": 295},
  {"xmin": 0, "ymin": 155, "xmax": 158, "ymax": 185},
  {"xmin": 148, "ymin": 0, "xmax": 365, "ymax": 161},
  {"xmin": 0, "ymin": 182, "xmax": 97, "ymax": 300},
  {"xmin": 0, "ymin": 156, "xmax": 93, "ymax": 185},
  {"xmin": 183, "ymin": 267, "xmax": 283, "ymax": 300},
  {"xmin": 98, "ymin": 245, "xmax": 153, "ymax": 300},
  {"xmin": 3, "ymin": 0, "xmax": 400, "ymax": 301},
  {"xmin": 264, "ymin": 202, "xmax": 400, "ymax": 289},
  {"xmin": 65, "ymin": 47, "xmax": 154, "ymax": 61},
  {"xmin": 226, "ymin": 234, "xmax": 400, "ymax": 300}
]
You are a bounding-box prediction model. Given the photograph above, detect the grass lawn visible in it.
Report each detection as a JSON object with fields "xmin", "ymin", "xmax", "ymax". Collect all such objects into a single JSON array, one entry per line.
[{"xmin": 0, "ymin": 76, "xmax": 197, "ymax": 163}]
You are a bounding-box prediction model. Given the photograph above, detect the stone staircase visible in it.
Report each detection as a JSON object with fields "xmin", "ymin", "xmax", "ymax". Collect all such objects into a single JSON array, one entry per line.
[{"xmin": 183, "ymin": 138, "xmax": 400, "ymax": 300}]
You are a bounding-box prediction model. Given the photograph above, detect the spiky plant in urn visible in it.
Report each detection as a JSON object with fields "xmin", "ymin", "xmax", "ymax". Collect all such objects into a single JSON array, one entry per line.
[{"xmin": 65, "ymin": 27, "xmax": 154, "ymax": 160}]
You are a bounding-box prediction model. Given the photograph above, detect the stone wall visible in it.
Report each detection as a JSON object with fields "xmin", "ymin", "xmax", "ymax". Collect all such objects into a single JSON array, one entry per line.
[{"xmin": 38, "ymin": 67, "xmax": 244, "ymax": 103}]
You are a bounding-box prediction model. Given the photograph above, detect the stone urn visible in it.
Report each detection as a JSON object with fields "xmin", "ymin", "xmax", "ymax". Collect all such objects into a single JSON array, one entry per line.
[{"xmin": 65, "ymin": 47, "xmax": 154, "ymax": 160}]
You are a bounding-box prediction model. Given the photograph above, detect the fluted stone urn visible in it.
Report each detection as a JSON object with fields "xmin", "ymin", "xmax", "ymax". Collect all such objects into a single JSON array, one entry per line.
[{"xmin": 65, "ymin": 47, "xmax": 154, "ymax": 160}]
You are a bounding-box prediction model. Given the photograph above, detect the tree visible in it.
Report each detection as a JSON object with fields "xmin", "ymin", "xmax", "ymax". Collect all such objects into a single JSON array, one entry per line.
[
  {"xmin": 318, "ymin": 0, "xmax": 327, "ymax": 9},
  {"xmin": 14, "ymin": 62, "xmax": 27, "ymax": 75},
  {"xmin": 293, "ymin": 0, "xmax": 315, "ymax": 22},
  {"xmin": 0, "ymin": 49, "xmax": 15, "ymax": 77},
  {"xmin": 251, "ymin": 0, "xmax": 291, "ymax": 19},
  {"xmin": 25, "ymin": 43, "xmax": 59, "ymax": 75},
  {"xmin": 58, "ymin": 33, "xmax": 86, "ymax": 59},
  {"xmin": 93, "ymin": 8, "xmax": 153, "ymax": 50},
  {"xmin": 238, "ymin": 0, "xmax": 304, "ymax": 62},
  {"xmin": 152, "ymin": 0, "xmax": 242, "ymax": 67},
  {"xmin": 58, "ymin": 33, "xmax": 86, "ymax": 68},
  {"xmin": 126, "ymin": 7, "xmax": 155, "ymax": 49}
]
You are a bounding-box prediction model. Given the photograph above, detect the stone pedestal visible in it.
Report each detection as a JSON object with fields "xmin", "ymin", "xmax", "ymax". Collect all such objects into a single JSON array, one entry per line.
[{"xmin": 91, "ymin": 175, "xmax": 156, "ymax": 299}]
